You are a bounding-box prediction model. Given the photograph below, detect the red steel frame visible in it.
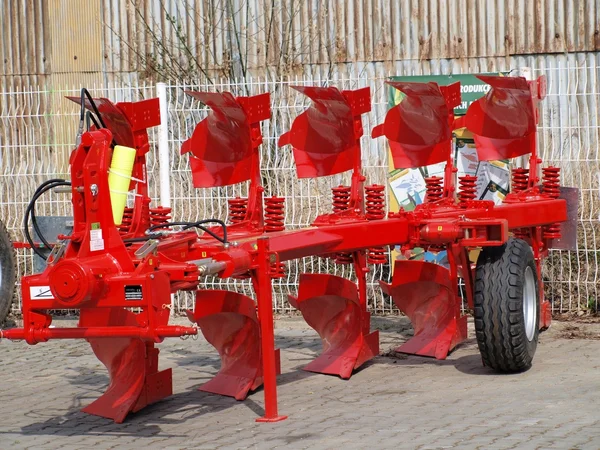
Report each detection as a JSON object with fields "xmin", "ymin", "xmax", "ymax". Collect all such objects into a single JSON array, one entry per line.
[{"xmin": 1, "ymin": 75, "xmax": 569, "ymax": 424}]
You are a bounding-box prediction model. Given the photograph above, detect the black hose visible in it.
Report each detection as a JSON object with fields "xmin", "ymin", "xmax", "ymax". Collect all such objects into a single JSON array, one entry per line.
[
  {"xmin": 24, "ymin": 179, "xmax": 72, "ymax": 260},
  {"xmin": 123, "ymin": 234, "xmax": 163, "ymax": 244},
  {"xmin": 80, "ymin": 88, "xmax": 108, "ymax": 129},
  {"xmin": 78, "ymin": 88, "xmax": 117, "ymax": 147},
  {"xmin": 24, "ymin": 178, "xmax": 66, "ymax": 256},
  {"xmin": 148, "ymin": 219, "xmax": 228, "ymax": 244},
  {"xmin": 86, "ymin": 110, "xmax": 101, "ymax": 131}
]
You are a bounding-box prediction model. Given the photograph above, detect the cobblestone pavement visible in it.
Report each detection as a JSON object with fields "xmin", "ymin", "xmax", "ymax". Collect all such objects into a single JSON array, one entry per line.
[{"xmin": 1, "ymin": 316, "xmax": 600, "ymax": 450}]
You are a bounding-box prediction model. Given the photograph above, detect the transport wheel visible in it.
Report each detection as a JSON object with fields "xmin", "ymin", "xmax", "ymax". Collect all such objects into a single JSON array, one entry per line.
[
  {"xmin": 474, "ymin": 238, "xmax": 539, "ymax": 373},
  {"xmin": 0, "ymin": 219, "xmax": 16, "ymax": 324}
]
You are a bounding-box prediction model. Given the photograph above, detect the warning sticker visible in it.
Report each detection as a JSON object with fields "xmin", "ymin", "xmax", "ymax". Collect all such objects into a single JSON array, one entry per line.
[
  {"xmin": 89, "ymin": 228, "xmax": 104, "ymax": 251},
  {"xmin": 90, "ymin": 229, "xmax": 103, "ymax": 240},
  {"xmin": 30, "ymin": 286, "xmax": 54, "ymax": 300}
]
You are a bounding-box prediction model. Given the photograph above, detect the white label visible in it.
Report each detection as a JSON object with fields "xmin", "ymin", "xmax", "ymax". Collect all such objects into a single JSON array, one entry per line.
[
  {"xmin": 90, "ymin": 238, "xmax": 105, "ymax": 251},
  {"xmin": 30, "ymin": 286, "xmax": 54, "ymax": 300},
  {"xmin": 90, "ymin": 229, "xmax": 103, "ymax": 240}
]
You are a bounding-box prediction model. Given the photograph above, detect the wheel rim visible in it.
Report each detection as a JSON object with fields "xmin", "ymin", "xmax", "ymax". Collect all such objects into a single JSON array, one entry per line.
[{"xmin": 523, "ymin": 266, "xmax": 537, "ymax": 341}]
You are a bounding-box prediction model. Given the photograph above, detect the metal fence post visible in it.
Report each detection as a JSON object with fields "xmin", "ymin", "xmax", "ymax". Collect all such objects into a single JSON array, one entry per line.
[
  {"xmin": 156, "ymin": 82, "xmax": 175, "ymax": 315},
  {"xmin": 157, "ymin": 82, "xmax": 171, "ymax": 209}
]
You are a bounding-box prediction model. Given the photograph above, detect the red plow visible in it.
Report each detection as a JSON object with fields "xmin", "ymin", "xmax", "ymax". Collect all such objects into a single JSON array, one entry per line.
[{"xmin": 1, "ymin": 75, "xmax": 575, "ymax": 423}]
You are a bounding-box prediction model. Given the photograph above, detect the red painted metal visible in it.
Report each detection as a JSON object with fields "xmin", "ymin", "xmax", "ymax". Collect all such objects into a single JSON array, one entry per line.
[
  {"xmin": 278, "ymin": 86, "xmax": 370, "ymax": 178},
  {"xmin": 289, "ymin": 273, "xmax": 379, "ymax": 378},
  {"xmin": 119, "ymin": 207, "xmax": 134, "ymax": 234},
  {"xmin": 463, "ymin": 76, "xmax": 544, "ymax": 162},
  {"xmin": 253, "ymin": 238, "xmax": 287, "ymax": 422},
  {"xmin": 380, "ymin": 260, "xmax": 467, "ymax": 359},
  {"xmin": 181, "ymin": 91, "xmax": 270, "ymax": 188},
  {"xmin": 5, "ymin": 77, "xmax": 574, "ymax": 425},
  {"xmin": 371, "ymin": 81, "xmax": 460, "ymax": 169},
  {"xmin": 228, "ymin": 197, "xmax": 248, "ymax": 224},
  {"xmin": 332, "ymin": 185, "xmax": 352, "ymax": 213},
  {"xmin": 264, "ymin": 197, "xmax": 286, "ymax": 232},
  {"xmin": 182, "ymin": 91, "xmax": 271, "ymax": 237},
  {"xmin": 425, "ymin": 176, "xmax": 444, "ymax": 203},
  {"xmin": 365, "ymin": 184, "xmax": 387, "ymax": 264},
  {"xmin": 511, "ymin": 168, "xmax": 529, "ymax": 193},
  {"xmin": 458, "ymin": 175, "xmax": 478, "ymax": 203},
  {"xmin": 331, "ymin": 185, "xmax": 353, "ymax": 264},
  {"xmin": 186, "ymin": 290, "xmax": 280, "ymax": 400},
  {"xmin": 542, "ymin": 167, "xmax": 562, "ymax": 240},
  {"xmin": 149, "ymin": 206, "xmax": 172, "ymax": 227},
  {"xmin": 79, "ymin": 308, "xmax": 172, "ymax": 423}
]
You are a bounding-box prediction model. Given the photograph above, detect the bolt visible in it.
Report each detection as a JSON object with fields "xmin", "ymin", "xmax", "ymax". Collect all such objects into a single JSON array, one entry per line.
[
  {"xmin": 150, "ymin": 274, "xmax": 155, "ymax": 279},
  {"xmin": 90, "ymin": 184, "xmax": 98, "ymax": 196}
]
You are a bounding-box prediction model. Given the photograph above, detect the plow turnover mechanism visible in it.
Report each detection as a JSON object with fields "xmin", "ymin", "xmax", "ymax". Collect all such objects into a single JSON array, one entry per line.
[{"xmin": 1, "ymin": 75, "xmax": 575, "ymax": 423}]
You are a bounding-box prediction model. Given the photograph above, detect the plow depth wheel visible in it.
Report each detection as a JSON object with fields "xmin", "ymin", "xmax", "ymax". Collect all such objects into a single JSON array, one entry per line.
[
  {"xmin": 0, "ymin": 220, "xmax": 15, "ymax": 324},
  {"xmin": 474, "ymin": 238, "xmax": 540, "ymax": 373}
]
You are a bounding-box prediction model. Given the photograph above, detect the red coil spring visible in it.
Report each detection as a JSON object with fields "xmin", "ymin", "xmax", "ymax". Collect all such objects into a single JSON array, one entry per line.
[
  {"xmin": 332, "ymin": 185, "xmax": 353, "ymax": 263},
  {"xmin": 332, "ymin": 185, "xmax": 351, "ymax": 212},
  {"xmin": 542, "ymin": 167, "xmax": 560, "ymax": 198},
  {"xmin": 119, "ymin": 207, "xmax": 134, "ymax": 234},
  {"xmin": 335, "ymin": 253, "xmax": 354, "ymax": 265},
  {"xmin": 511, "ymin": 168, "xmax": 529, "ymax": 193},
  {"xmin": 513, "ymin": 228, "xmax": 529, "ymax": 240},
  {"xmin": 458, "ymin": 175, "xmax": 477, "ymax": 203},
  {"xmin": 542, "ymin": 167, "xmax": 561, "ymax": 239},
  {"xmin": 365, "ymin": 184, "xmax": 387, "ymax": 264},
  {"xmin": 365, "ymin": 184, "xmax": 386, "ymax": 220},
  {"xmin": 270, "ymin": 262, "xmax": 286, "ymax": 278},
  {"xmin": 265, "ymin": 196, "xmax": 285, "ymax": 232},
  {"xmin": 228, "ymin": 197, "xmax": 248, "ymax": 224},
  {"xmin": 149, "ymin": 206, "xmax": 172, "ymax": 227},
  {"xmin": 367, "ymin": 247, "xmax": 387, "ymax": 265},
  {"xmin": 425, "ymin": 176, "xmax": 443, "ymax": 202}
]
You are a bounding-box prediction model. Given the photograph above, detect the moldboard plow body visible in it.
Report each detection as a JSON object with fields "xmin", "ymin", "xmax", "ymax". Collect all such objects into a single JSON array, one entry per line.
[{"xmin": 2, "ymin": 75, "xmax": 575, "ymax": 424}]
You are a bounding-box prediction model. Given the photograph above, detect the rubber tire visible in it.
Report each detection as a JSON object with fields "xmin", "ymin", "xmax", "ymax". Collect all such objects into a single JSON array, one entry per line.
[
  {"xmin": 474, "ymin": 238, "xmax": 540, "ymax": 373},
  {"xmin": 0, "ymin": 220, "xmax": 16, "ymax": 324}
]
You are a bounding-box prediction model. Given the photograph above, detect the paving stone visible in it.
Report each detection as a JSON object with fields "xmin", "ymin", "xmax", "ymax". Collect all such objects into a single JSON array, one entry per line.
[{"xmin": 1, "ymin": 317, "xmax": 599, "ymax": 449}]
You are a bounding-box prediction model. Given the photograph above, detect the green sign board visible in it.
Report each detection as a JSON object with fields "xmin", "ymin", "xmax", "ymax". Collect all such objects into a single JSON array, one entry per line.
[{"xmin": 388, "ymin": 72, "xmax": 509, "ymax": 116}]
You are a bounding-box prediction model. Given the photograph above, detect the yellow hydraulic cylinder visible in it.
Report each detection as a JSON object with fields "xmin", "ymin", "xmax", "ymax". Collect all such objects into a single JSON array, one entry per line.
[{"xmin": 108, "ymin": 145, "xmax": 137, "ymax": 226}]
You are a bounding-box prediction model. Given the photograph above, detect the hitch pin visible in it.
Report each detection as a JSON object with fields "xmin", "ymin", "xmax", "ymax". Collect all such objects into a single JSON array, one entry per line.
[{"xmin": 195, "ymin": 260, "xmax": 227, "ymax": 276}]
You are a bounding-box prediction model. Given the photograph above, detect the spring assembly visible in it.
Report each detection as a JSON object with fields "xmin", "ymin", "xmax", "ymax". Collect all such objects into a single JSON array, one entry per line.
[
  {"xmin": 119, "ymin": 207, "xmax": 134, "ymax": 234},
  {"xmin": 265, "ymin": 196, "xmax": 285, "ymax": 232},
  {"xmin": 367, "ymin": 247, "xmax": 387, "ymax": 265},
  {"xmin": 513, "ymin": 228, "xmax": 529, "ymax": 240},
  {"xmin": 331, "ymin": 185, "xmax": 353, "ymax": 263},
  {"xmin": 149, "ymin": 206, "xmax": 172, "ymax": 228},
  {"xmin": 542, "ymin": 166, "xmax": 562, "ymax": 239},
  {"xmin": 365, "ymin": 184, "xmax": 386, "ymax": 220},
  {"xmin": 270, "ymin": 262, "xmax": 286, "ymax": 279},
  {"xmin": 228, "ymin": 197, "xmax": 248, "ymax": 224},
  {"xmin": 424, "ymin": 176, "xmax": 443, "ymax": 203},
  {"xmin": 542, "ymin": 167, "xmax": 560, "ymax": 198},
  {"xmin": 458, "ymin": 175, "xmax": 478, "ymax": 204},
  {"xmin": 511, "ymin": 168, "xmax": 529, "ymax": 193},
  {"xmin": 332, "ymin": 185, "xmax": 351, "ymax": 213},
  {"xmin": 335, "ymin": 253, "xmax": 354, "ymax": 265},
  {"xmin": 365, "ymin": 184, "xmax": 387, "ymax": 264}
]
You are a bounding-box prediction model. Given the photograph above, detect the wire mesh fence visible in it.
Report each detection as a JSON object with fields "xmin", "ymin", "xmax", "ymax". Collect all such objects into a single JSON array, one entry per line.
[{"xmin": 1, "ymin": 63, "xmax": 598, "ymax": 315}]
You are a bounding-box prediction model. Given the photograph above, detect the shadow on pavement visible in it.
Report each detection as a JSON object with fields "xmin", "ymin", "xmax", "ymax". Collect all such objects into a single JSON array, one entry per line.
[{"xmin": 13, "ymin": 360, "xmax": 319, "ymax": 438}]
